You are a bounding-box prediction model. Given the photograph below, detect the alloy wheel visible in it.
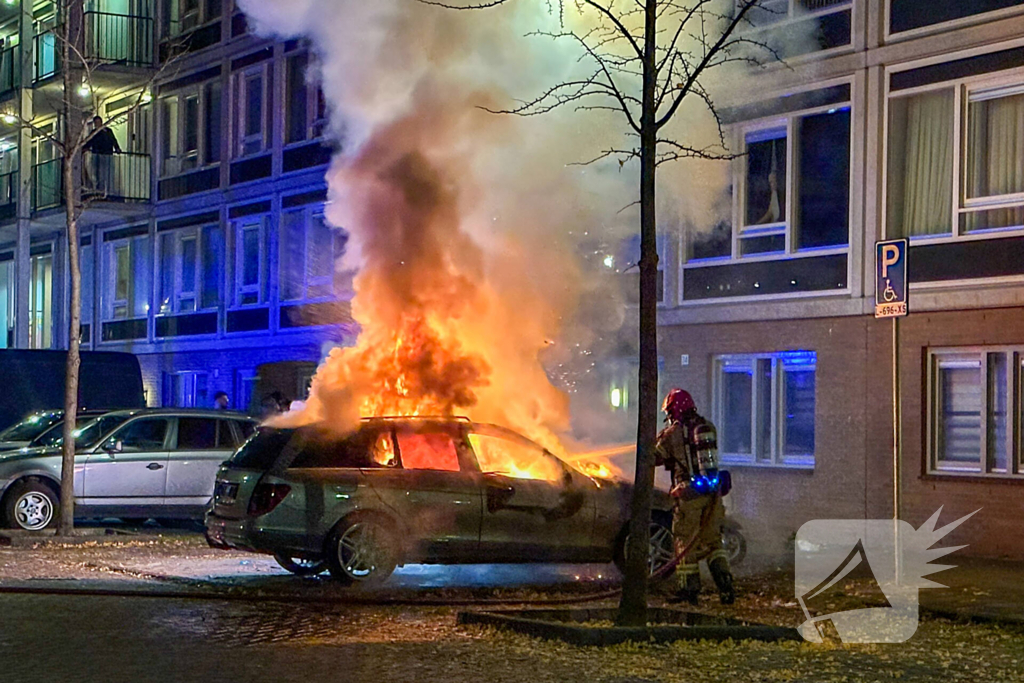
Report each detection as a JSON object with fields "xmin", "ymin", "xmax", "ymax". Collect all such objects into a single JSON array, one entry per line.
[
  {"xmin": 336, "ymin": 521, "xmax": 392, "ymax": 581},
  {"xmin": 15, "ymin": 491, "xmax": 54, "ymax": 531},
  {"xmin": 648, "ymin": 522, "xmax": 676, "ymax": 575}
]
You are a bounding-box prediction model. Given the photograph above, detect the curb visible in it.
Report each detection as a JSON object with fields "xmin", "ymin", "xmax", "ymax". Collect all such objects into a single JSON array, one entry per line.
[{"xmin": 457, "ymin": 608, "xmax": 801, "ymax": 645}]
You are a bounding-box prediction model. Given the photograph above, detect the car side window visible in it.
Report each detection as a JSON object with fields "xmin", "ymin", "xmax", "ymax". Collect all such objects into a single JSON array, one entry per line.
[
  {"xmin": 468, "ymin": 432, "xmax": 563, "ymax": 482},
  {"xmin": 288, "ymin": 429, "xmax": 380, "ymax": 469},
  {"xmin": 177, "ymin": 418, "xmax": 218, "ymax": 450},
  {"xmin": 217, "ymin": 420, "xmax": 241, "ymax": 449},
  {"xmin": 395, "ymin": 430, "xmax": 460, "ymax": 472},
  {"xmin": 110, "ymin": 418, "xmax": 170, "ymax": 452},
  {"xmin": 235, "ymin": 419, "xmax": 256, "ymax": 441}
]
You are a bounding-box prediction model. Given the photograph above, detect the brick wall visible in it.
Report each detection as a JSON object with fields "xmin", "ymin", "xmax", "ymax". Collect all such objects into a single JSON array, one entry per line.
[{"xmin": 660, "ymin": 307, "xmax": 1024, "ymax": 562}]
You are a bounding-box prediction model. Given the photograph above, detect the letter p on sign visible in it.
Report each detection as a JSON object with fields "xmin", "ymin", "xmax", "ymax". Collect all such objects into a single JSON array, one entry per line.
[{"xmin": 881, "ymin": 244, "xmax": 900, "ymax": 278}]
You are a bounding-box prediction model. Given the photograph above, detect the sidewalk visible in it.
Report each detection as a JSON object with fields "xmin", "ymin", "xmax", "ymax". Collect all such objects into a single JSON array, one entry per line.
[{"xmin": 919, "ymin": 556, "xmax": 1024, "ymax": 625}]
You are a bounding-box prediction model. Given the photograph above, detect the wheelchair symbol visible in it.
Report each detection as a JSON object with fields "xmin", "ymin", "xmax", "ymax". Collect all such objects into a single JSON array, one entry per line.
[{"xmin": 882, "ymin": 279, "xmax": 898, "ymax": 303}]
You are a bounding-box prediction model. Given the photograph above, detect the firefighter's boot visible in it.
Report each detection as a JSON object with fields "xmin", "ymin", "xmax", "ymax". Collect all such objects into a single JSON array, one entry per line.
[
  {"xmin": 668, "ymin": 565, "xmax": 701, "ymax": 605},
  {"xmin": 709, "ymin": 555, "xmax": 735, "ymax": 605}
]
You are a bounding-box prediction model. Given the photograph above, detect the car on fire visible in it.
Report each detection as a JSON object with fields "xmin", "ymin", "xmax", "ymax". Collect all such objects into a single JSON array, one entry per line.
[{"xmin": 205, "ymin": 416, "xmax": 678, "ymax": 582}]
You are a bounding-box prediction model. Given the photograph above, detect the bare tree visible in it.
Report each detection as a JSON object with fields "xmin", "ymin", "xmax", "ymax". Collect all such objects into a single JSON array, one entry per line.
[
  {"xmin": 423, "ymin": 0, "xmax": 775, "ymax": 624},
  {"xmin": 5, "ymin": 0, "xmax": 176, "ymax": 536}
]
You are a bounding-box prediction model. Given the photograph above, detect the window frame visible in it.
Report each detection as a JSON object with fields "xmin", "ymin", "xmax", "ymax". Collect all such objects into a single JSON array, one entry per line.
[
  {"xmin": 101, "ymin": 232, "xmax": 150, "ymax": 323},
  {"xmin": 157, "ymin": 225, "xmax": 223, "ymax": 315},
  {"xmin": 927, "ymin": 347, "xmax": 1023, "ymax": 478},
  {"xmin": 232, "ymin": 214, "xmax": 268, "ymax": 308},
  {"xmin": 162, "ymin": 0, "xmax": 222, "ymax": 39},
  {"xmin": 712, "ymin": 351, "xmax": 817, "ymax": 469},
  {"xmin": 735, "ymin": 0, "xmax": 852, "ymax": 32},
  {"xmin": 159, "ymin": 82, "xmax": 221, "ymax": 178},
  {"xmin": 232, "ymin": 63, "xmax": 272, "ymax": 158},
  {"xmin": 283, "ymin": 51, "xmax": 327, "ymax": 146},
  {"xmin": 683, "ymin": 87, "xmax": 853, "ymax": 276},
  {"xmin": 279, "ymin": 207, "xmax": 345, "ymax": 304},
  {"xmin": 884, "ymin": 66, "xmax": 1024, "ymax": 245}
]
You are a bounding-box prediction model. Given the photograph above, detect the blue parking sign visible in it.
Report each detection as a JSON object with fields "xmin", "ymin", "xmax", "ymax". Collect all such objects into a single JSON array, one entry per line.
[{"xmin": 876, "ymin": 239, "xmax": 908, "ymax": 318}]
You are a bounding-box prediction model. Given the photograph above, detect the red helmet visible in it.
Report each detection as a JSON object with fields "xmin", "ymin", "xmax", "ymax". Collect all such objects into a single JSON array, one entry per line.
[{"xmin": 662, "ymin": 388, "xmax": 696, "ymax": 419}]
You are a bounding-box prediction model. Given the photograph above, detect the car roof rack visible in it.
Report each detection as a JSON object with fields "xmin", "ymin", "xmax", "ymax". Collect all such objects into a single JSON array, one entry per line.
[{"xmin": 361, "ymin": 415, "xmax": 472, "ymax": 422}]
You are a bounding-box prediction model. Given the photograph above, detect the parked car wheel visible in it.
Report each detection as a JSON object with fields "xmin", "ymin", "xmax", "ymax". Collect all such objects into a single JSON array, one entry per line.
[
  {"xmin": 615, "ymin": 511, "xmax": 676, "ymax": 579},
  {"xmin": 4, "ymin": 479, "xmax": 58, "ymax": 531},
  {"xmin": 722, "ymin": 524, "xmax": 747, "ymax": 566},
  {"xmin": 326, "ymin": 515, "xmax": 397, "ymax": 586},
  {"xmin": 275, "ymin": 554, "xmax": 328, "ymax": 576}
]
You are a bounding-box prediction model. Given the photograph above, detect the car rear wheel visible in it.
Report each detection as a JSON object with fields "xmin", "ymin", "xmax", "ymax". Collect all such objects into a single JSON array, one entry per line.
[
  {"xmin": 4, "ymin": 479, "xmax": 58, "ymax": 531},
  {"xmin": 722, "ymin": 525, "xmax": 747, "ymax": 566},
  {"xmin": 615, "ymin": 513, "xmax": 676, "ymax": 579},
  {"xmin": 275, "ymin": 554, "xmax": 328, "ymax": 576},
  {"xmin": 326, "ymin": 515, "xmax": 397, "ymax": 587}
]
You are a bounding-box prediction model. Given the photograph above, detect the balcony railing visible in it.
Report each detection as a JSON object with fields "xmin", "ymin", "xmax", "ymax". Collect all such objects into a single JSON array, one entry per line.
[
  {"xmin": 85, "ymin": 12, "xmax": 154, "ymax": 66},
  {"xmin": 34, "ymin": 13, "xmax": 154, "ymax": 82},
  {"xmin": 32, "ymin": 152, "xmax": 151, "ymax": 211},
  {"xmin": 0, "ymin": 45, "xmax": 21, "ymax": 96}
]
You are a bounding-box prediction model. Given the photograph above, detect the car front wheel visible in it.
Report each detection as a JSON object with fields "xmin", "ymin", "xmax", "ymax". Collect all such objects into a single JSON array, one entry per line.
[
  {"xmin": 326, "ymin": 515, "xmax": 397, "ymax": 587},
  {"xmin": 275, "ymin": 554, "xmax": 328, "ymax": 576},
  {"xmin": 4, "ymin": 479, "xmax": 58, "ymax": 531}
]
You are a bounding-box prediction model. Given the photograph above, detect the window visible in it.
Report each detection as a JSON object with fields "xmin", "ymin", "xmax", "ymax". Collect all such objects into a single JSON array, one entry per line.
[
  {"xmin": 713, "ymin": 351, "xmax": 817, "ymax": 467},
  {"xmin": 158, "ymin": 224, "xmax": 224, "ymax": 314},
  {"xmin": 29, "ymin": 252, "xmax": 52, "ymax": 348},
  {"xmin": 395, "ymin": 430, "xmax": 460, "ymax": 472},
  {"xmin": 81, "ymin": 243, "xmax": 94, "ymax": 328},
  {"xmin": 468, "ymin": 430, "xmax": 563, "ymax": 481},
  {"xmin": 740, "ymin": 0, "xmax": 850, "ymax": 28},
  {"xmin": 162, "ymin": 0, "xmax": 222, "ymax": 37},
  {"xmin": 233, "ymin": 216, "xmax": 267, "ymax": 306},
  {"xmin": 233, "ymin": 65, "xmax": 272, "ymax": 157},
  {"xmin": 0, "ymin": 257, "xmax": 12, "ymax": 348},
  {"xmin": 103, "ymin": 233, "xmax": 150, "ymax": 321},
  {"xmin": 888, "ymin": 79, "xmax": 1024, "ymax": 240},
  {"xmin": 108, "ymin": 418, "xmax": 170, "ymax": 452},
  {"xmin": 235, "ymin": 369, "xmax": 257, "ymax": 413},
  {"xmin": 176, "ymin": 417, "xmax": 218, "ymax": 449},
  {"xmin": 166, "ymin": 371, "xmax": 208, "ymax": 407},
  {"xmin": 687, "ymin": 104, "xmax": 850, "ymax": 264},
  {"xmin": 285, "ymin": 52, "xmax": 327, "ymax": 144},
  {"xmin": 929, "ymin": 348, "xmax": 1024, "ymax": 476},
  {"xmin": 280, "ymin": 209, "xmax": 347, "ymax": 301},
  {"xmin": 160, "ymin": 81, "xmax": 222, "ymax": 176}
]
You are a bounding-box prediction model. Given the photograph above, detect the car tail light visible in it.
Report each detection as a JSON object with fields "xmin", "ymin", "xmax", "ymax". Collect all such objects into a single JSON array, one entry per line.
[{"xmin": 248, "ymin": 483, "xmax": 291, "ymax": 517}]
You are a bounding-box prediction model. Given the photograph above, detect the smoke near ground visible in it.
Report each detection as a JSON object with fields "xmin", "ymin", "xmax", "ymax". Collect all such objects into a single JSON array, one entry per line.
[{"xmin": 239, "ymin": 0, "xmax": 750, "ymax": 462}]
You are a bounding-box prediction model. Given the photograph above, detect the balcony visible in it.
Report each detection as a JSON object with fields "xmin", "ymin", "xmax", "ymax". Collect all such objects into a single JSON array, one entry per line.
[
  {"xmin": 0, "ymin": 44, "xmax": 21, "ymax": 97},
  {"xmin": 34, "ymin": 13, "xmax": 155, "ymax": 83},
  {"xmin": 32, "ymin": 153, "xmax": 151, "ymax": 211}
]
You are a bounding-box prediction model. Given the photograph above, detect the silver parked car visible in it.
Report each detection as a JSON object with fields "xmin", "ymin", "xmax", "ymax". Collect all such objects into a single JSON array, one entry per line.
[{"xmin": 0, "ymin": 409, "xmax": 257, "ymax": 531}]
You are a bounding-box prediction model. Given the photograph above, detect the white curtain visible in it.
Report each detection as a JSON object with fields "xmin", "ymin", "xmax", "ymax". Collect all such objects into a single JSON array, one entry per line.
[
  {"xmin": 966, "ymin": 93, "xmax": 1024, "ymax": 231},
  {"xmin": 887, "ymin": 90, "xmax": 954, "ymax": 237}
]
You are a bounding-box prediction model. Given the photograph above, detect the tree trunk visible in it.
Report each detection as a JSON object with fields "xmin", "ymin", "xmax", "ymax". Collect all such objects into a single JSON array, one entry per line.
[
  {"xmin": 616, "ymin": 0, "xmax": 659, "ymax": 627},
  {"xmin": 58, "ymin": 2, "xmax": 84, "ymax": 537}
]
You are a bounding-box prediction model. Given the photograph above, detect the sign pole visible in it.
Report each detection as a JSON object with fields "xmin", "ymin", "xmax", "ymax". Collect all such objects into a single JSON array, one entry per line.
[{"xmin": 876, "ymin": 238, "xmax": 908, "ymax": 585}]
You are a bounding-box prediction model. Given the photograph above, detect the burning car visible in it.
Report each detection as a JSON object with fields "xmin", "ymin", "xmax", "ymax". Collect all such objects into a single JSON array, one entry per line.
[{"xmin": 205, "ymin": 416, "xmax": 675, "ymax": 583}]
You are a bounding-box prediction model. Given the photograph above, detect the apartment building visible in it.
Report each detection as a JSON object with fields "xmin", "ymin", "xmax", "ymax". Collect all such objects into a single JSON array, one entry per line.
[
  {"xmin": 638, "ymin": 0, "xmax": 1024, "ymax": 560},
  {"xmin": 0, "ymin": 0, "xmax": 350, "ymax": 412}
]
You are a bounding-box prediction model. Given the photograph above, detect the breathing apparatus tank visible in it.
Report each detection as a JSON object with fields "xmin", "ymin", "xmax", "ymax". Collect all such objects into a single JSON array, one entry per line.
[{"xmin": 678, "ymin": 419, "xmax": 730, "ymax": 499}]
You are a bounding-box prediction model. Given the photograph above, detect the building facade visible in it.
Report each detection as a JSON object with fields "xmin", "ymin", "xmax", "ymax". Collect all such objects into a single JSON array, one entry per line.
[
  {"xmin": 0, "ymin": 0, "xmax": 352, "ymax": 413},
  {"xmin": 650, "ymin": 0, "xmax": 1024, "ymax": 560}
]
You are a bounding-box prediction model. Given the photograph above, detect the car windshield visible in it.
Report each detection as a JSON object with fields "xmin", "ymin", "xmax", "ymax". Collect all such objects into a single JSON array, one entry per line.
[
  {"xmin": 0, "ymin": 413, "xmax": 62, "ymax": 442},
  {"xmin": 35, "ymin": 414, "xmax": 132, "ymax": 450}
]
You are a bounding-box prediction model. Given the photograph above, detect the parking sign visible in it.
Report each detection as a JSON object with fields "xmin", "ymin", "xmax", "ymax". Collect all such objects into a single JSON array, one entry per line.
[{"xmin": 875, "ymin": 239, "xmax": 908, "ymax": 318}]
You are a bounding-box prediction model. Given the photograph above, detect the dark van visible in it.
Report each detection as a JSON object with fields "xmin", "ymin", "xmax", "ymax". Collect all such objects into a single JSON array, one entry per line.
[{"xmin": 0, "ymin": 350, "xmax": 146, "ymax": 431}]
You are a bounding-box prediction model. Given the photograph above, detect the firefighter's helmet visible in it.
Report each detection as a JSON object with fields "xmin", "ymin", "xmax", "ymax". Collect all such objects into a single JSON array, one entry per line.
[{"xmin": 662, "ymin": 388, "xmax": 696, "ymax": 420}]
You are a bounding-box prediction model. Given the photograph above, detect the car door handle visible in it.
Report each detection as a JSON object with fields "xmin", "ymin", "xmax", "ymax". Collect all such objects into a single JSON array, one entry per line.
[{"xmin": 147, "ymin": 463, "xmax": 164, "ymax": 470}]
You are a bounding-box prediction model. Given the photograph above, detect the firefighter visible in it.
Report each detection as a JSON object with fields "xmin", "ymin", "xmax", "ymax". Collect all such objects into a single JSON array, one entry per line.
[{"xmin": 655, "ymin": 388, "xmax": 735, "ymax": 605}]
